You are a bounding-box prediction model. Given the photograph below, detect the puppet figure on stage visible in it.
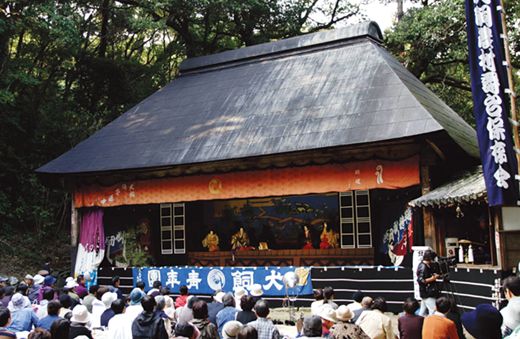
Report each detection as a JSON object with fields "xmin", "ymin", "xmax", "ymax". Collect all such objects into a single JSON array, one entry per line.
[
  {"xmin": 137, "ymin": 218, "xmax": 152, "ymax": 253},
  {"xmin": 320, "ymin": 223, "xmax": 338, "ymax": 249},
  {"xmin": 202, "ymin": 230, "xmax": 220, "ymax": 252},
  {"xmin": 302, "ymin": 225, "xmax": 314, "ymax": 249},
  {"xmin": 231, "ymin": 227, "xmax": 253, "ymax": 251}
]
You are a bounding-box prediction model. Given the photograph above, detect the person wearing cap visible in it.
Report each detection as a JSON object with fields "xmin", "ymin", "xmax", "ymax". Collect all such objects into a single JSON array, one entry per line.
[
  {"xmin": 417, "ymin": 250, "xmax": 441, "ymax": 316},
  {"xmin": 125, "ymin": 288, "xmax": 145, "ymax": 323},
  {"xmin": 330, "ymin": 305, "xmax": 369, "ymax": 339},
  {"xmin": 236, "ymin": 295, "xmax": 257, "ymax": 325},
  {"xmin": 297, "ymin": 315, "xmax": 322, "ymax": 339},
  {"xmin": 356, "ymin": 297, "xmax": 395, "ymax": 339},
  {"xmin": 217, "ymin": 293, "xmax": 238, "ymax": 338},
  {"xmin": 37, "ymin": 276, "xmax": 56, "ymax": 303},
  {"xmin": 461, "ymin": 303, "xmax": 502, "ymax": 339},
  {"xmin": 23, "ymin": 276, "xmax": 33, "ymax": 289},
  {"xmin": 75, "ymin": 275, "xmax": 87, "ymax": 299},
  {"xmin": 222, "ymin": 320, "xmax": 243, "ymax": 339},
  {"xmin": 250, "ymin": 284, "xmax": 263, "ymax": 304},
  {"xmin": 100, "ymin": 292, "xmax": 118, "ymax": 327},
  {"xmin": 106, "ymin": 299, "xmax": 132, "ymax": 339},
  {"xmin": 208, "ymin": 291, "xmax": 225, "ymax": 326},
  {"xmin": 421, "ymin": 297, "xmax": 459, "ymax": 339},
  {"xmin": 28, "ymin": 275, "xmax": 43, "ymax": 303},
  {"xmin": 318, "ymin": 306, "xmax": 336, "ymax": 338},
  {"xmin": 69, "ymin": 305, "xmax": 92, "ymax": 339},
  {"xmin": 6, "ymin": 293, "xmax": 38, "ymax": 332},
  {"xmin": 131, "ymin": 295, "xmax": 168, "ymax": 339},
  {"xmin": 347, "ymin": 290, "xmax": 364, "ymax": 312},
  {"xmin": 247, "ymin": 300, "xmax": 280, "ymax": 339},
  {"xmin": 36, "ymin": 301, "xmax": 62, "ymax": 331},
  {"xmin": 234, "ymin": 287, "xmax": 248, "ymax": 311},
  {"xmin": 0, "ymin": 306, "xmax": 16, "ymax": 338},
  {"xmin": 398, "ymin": 297, "xmax": 424, "ymax": 339},
  {"xmin": 501, "ymin": 275, "xmax": 520, "ymax": 337}
]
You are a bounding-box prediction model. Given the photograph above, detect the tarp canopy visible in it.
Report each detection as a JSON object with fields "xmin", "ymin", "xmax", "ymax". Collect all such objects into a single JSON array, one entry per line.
[{"xmin": 408, "ymin": 166, "xmax": 486, "ymax": 208}]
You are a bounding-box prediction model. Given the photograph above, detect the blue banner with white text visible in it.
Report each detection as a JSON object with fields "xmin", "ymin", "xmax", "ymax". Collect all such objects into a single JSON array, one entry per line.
[
  {"xmin": 132, "ymin": 266, "xmax": 313, "ymax": 296},
  {"xmin": 466, "ymin": 0, "xmax": 519, "ymax": 206}
]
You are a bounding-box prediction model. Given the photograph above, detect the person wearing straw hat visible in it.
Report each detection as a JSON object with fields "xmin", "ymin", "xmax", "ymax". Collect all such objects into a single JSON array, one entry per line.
[
  {"xmin": 249, "ymin": 284, "xmax": 263, "ymax": 304},
  {"xmin": 222, "ymin": 320, "xmax": 243, "ymax": 339},
  {"xmin": 330, "ymin": 305, "xmax": 370, "ymax": 339},
  {"xmin": 69, "ymin": 305, "xmax": 92, "ymax": 339},
  {"xmin": 234, "ymin": 287, "xmax": 248, "ymax": 311},
  {"xmin": 318, "ymin": 306, "xmax": 337, "ymax": 338}
]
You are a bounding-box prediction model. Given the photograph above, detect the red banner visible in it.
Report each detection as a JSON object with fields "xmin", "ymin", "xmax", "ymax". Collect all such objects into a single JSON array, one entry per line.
[{"xmin": 74, "ymin": 156, "xmax": 419, "ymax": 208}]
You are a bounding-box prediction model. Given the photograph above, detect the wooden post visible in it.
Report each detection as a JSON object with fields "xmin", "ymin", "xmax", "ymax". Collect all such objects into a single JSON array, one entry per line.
[{"xmin": 421, "ymin": 164, "xmax": 437, "ymax": 249}]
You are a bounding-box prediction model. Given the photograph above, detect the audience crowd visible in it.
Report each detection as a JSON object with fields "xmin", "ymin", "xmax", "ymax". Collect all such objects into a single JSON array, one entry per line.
[{"xmin": 0, "ymin": 266, "xmax": 518, "ymax": 339}]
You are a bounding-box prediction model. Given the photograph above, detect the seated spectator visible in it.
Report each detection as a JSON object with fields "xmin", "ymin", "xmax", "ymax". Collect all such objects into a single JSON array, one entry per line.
[
  {"xmin": 64, "ymin": 280, "xmax": 80, "ymax": 304},
  {"xmin": 330, "ymin": 305, "xmax": 369, "ymax": 339},
  {"xmin": 106, "ymin": 299, "xmax": 132, "ymax": 339},
  {"xmin": 234, "ymin": 287, "xmax": 248, "ymax": 311},
  {"xmin": 74, "ymin": 275, "xmax": 87, "ymax": 299},
  {"xmin": 318, "ymin": 307, "xmax": 337, "ymax": 338},
  {"xmin": 250, "ymin": 284, "xmax": 263, "ymax": 304},
  {"xmin": 177, "ymin": 296, "xmax": 198, "ymax": 324},
  {"xmin": 0, "ymin": 307, "xmax": 16, "ymax": 338},
  {"xmin": 247, "ymin": 300, "xmax": 280, "ymax": 339},
  {"xmin": 136, "ymin": 281, "xmax": 145, "ymax": 292},
  {"xmin": 36, "ymin": 300, "xmax": 62, "ymax": 331},
  {"xmin": 90, "ymin": 286, "xmax": 109, "ymax": 328},
  {"xmin": 222, "ymin": 320, "xmax": 243, "ymax": 339},
  {"xmin": 322, "ymin": 287, "xmax": 339, "ymax": 310},
  {"xmin": 237, "ymin": 325, "xmax": 258, "ymax": 339},
  {"xmin": 28, "ymin": 275, "xmax": 43, "ymax": 303},
  {"xmin": 310, "ymin": 289, "xmax": 324, "ymax": 316},
  {"xmin": 58, "ymin": 294, "xmax": 73, "ymax": 319},
  {"xmin": 111, "ymin": 276, "xmax": 124, "ymax": 300},
  {"xmin": 237, "ymin": 295, "xmax": 257, "ymax": 325},
  {"xmin": 131, "ymin": 295, "xmax": 168, "ymax": 339},
  {"xmin": 125, "ymin": 288, "xmax": 145, "ymax": 322},
  {"xmin": 164, "ymin": 295, "xmax": 175, "ymax": 320},
  {"xmin": 155, "ymin": 296, "xmax": 172, "ymax": 336},
  {"xmin": 81, "ymin": 285, "xmax": 98, "ymax": 314},
  {"xmin": 356, "ymin": 297, "xmax": 395, "ymax": 339},
  {"xmin": 208, "ymin": 291, "xmax": 225, "ymax": 325},
  {"xmin": 175, "ymin": 285, "xmax": 189, "ymax": 308},
  {"xmin": 461, "ymin": 303, "xmax": 503, "ymax": 339},
  {"xmin": 50, "ymin": 318, "xmax": 70, "ymax": 339},
  {"xmin": 100, "ymin": 292, "xmax": 118, "ymax": 327},
  {"xmin": 69, "ymin": 305, "xmax": 92, "ymax": 339},
  {"xmin": 217, "ymin": 293, "xmax": 238, "ymax": 338},
  {"xmin": 398, "ymin": 297, "xmax": 424, "ymax": 339},
  {"xmin": 36, "ymin": 289, "xmax": 55, "ymax": 319},
  {"xmin": 147, "ymin": 280, "xmax": 162, "ymax": 298},
  {"xmin": 37, "ymin": 276, "xmax": 56, "ymax": 303},
  {"xmin": 7, "ymin": 293, "xmax": 38, "ymax": 332},
  {"xmin": 347, "ymin": 290, "xmax": 364, "ymax": 312},
  {"xmin": 446, "ymin": 299, "xmax": 465, "ymax": 339},
  {"xmin": 191, "ymin": 300, "xmax": 218, "ymax": 339},
  {"xmin": 298, "ymin": 315, "xmax": 322, "ymax": 339},
  {"xmin": 501, "ymin": 276, "xmax": 520, "ymax": 337},
  {"xmin": 173, "ymin": 322, "xmax": 196, "ymax": 339},
  {"xmin": 27, "ymin": 328, "xmax": 51, "ymax": 339},
  {"xmin": 352, "ymin": 296, "xmax": 372, "ymax": 323},
  {"xmin": 422, "ymin": 297, "xmax": 459, "ymax": 339}
]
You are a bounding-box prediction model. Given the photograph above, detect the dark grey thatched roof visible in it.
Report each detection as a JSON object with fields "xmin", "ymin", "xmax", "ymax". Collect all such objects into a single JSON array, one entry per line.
[
  {"xmin": 409, "ymin": 167, "xmax": 486, "ymax": 208},
  {"xmin": 38, "ymin": 21, "xmax": 478, "ymax": 175}
]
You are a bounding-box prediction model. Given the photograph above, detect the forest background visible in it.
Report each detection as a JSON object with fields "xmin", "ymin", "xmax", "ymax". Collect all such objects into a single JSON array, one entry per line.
[{"xmin": 0, "ymin": 0, "xmax": 519, "ymax": 276}]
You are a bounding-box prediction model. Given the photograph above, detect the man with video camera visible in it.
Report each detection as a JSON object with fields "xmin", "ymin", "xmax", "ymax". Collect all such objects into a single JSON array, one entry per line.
[{"xmin": 417, "ymin": 250, "xmax": 441, "ymax": 316}]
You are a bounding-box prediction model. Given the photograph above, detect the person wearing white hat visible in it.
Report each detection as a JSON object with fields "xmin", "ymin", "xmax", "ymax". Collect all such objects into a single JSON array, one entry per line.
[
  {"xmin": 330, "ymin": 305, "xmax": 370, "ymax": 339},
  {"xmin": 207, "ymin": 291, "xmax": 225, "ymax": 325},
  {"xmin": 222, "ymin": 320, "xmax": 243, "ymax": 339},
  {"xmin": 6, "ymin": 293, "xmax": 38, "ymax": 332},
  {"xmin": 234, "ymin": 287, "xmax": 248, "ymax": 311},
  {"xmin": 250, "ymin": 284, "xmax": 263, "ymax": 303},
  {"xmin": 28, "ymin": 274, "xmax": 44, "ymax": 303},
  {"xmin": 65, "ymin": 279, "xmax": 80, "ymax": 303},
  {"xmin": 100, "ymin": 292, "xmax": 118, "ymax": 327},
  {"xmin": 69, "ymin": 305, "xmax": 92, "ymax": 338}
]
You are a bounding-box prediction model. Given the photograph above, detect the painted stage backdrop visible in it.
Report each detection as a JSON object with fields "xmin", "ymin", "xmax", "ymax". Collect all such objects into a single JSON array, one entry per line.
[
  {"xmin": 195, "ymin": 193, "xmax": 339, "ymax": 250},
  {"xmin": 133, "ymin": 266, "xmax": 313, "ymax": 296}
]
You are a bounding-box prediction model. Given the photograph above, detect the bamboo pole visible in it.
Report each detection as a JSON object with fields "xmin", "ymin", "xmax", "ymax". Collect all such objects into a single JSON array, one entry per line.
[{"xmin": 499, "ymin": 0, "xmax": 520, "ymax": 180}]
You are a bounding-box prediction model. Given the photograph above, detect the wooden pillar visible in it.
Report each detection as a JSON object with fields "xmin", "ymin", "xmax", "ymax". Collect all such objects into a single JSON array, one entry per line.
[
  {"xmin": 421, "ymin": 164, "xmax": 437, "ymax": 249},
  {"xmin": 70, "ymin": 197, "xmax": 79, "ymax": 274}
]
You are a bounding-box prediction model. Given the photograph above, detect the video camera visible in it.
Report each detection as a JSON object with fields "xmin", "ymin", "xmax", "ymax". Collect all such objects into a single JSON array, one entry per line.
[{"xmin": 433, "ymin": 255, "xmax": 457, "ymax": 282}]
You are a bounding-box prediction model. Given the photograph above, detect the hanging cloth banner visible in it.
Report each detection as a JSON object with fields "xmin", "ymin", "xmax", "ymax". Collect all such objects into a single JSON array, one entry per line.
[
  {"xmin": 132, "ymin": 266, "xmax": 313, "ymax": 297},
  {"xmin": 74, "ymin": 208, "xmax": 105, "ymax": 286},
  {"xmin": 465, "ymin": 0, "xmax": 519, "ymax": 206},
  {"xmin": 74, "ymin": 156, "xmax": 419, "ymax": 208}
]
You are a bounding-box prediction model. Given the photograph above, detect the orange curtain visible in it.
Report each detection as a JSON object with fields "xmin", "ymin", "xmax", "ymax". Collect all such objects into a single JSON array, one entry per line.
[{"xmin": 74, "ymin": 156, "xmax": 419, "ymax": 208}]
